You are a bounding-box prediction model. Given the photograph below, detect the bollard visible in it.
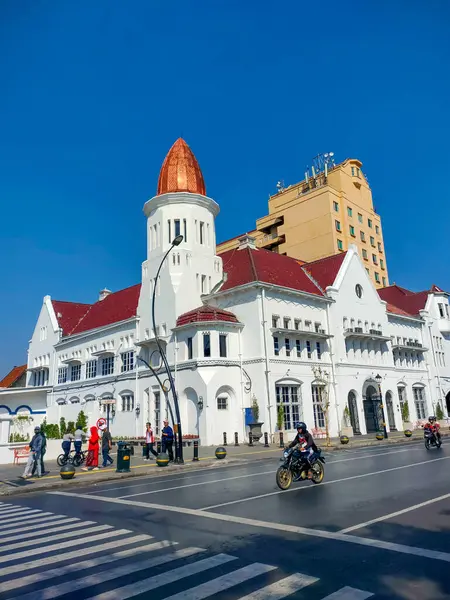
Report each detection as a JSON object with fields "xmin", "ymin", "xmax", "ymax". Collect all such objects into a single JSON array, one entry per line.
[
  {"xmin": 223, "ymin": 432, "xmax": 228, "ymax": 446},
  {"xmin": 60, "ymin": 464, "xmax": 75, "ymax": 480},
  {"xmin": 215, "ymin": 447, "xmax": 227, "ymax": 460},
  {"xmin": 157, "ymin": 441, "xmax": 162, "ymax": 454},
  {"xmin": 279, "ymin": 431, "xmax": 284, "ymax": 448},
  {"xmin": 264, "ymin": 432, "xmax": 269, "ymax": 447},
  {"xmin": 192, "ymin": 440, "xmax": 199, "ymax": 461},
  {"xmin": 248, "ymin": 432, "xmax": 253, "ymax": 446},
  {"xmin": 156, "ymin": 452, "xmax": 169, "ymax": 467},
  {"xmin": 234, "ymin": 432, "xmax": 239, "ymax": 446}
]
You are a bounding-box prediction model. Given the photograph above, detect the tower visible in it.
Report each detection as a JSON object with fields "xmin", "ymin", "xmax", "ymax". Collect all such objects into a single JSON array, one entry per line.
[{"xmin": 137, "ymin": 139, "xmax": 223, "ymax": 342}]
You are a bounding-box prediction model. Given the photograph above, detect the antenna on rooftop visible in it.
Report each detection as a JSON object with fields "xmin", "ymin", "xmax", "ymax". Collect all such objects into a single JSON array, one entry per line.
[
  {"xmin": 276, "ymin": 180, "xmax": 285, "ymax": 193},
  {"xmin": 312, "ymin": 152, "xmax": 336, "ymax": 174}
]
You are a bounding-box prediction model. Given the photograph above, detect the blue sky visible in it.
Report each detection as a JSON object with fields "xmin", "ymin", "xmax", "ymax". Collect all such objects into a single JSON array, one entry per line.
[{"xmin": 1, "ymin": 0, "xmax": 449, "ymax": 375}]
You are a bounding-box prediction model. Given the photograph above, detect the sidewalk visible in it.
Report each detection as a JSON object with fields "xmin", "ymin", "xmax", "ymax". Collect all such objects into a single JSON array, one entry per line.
[{"xmin": 0, "ymin": 429, "xmax": 444, "ymax": 497}]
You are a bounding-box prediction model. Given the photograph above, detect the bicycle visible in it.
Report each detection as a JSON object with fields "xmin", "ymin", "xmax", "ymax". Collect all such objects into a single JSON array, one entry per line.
[{"xmin": 57, "ymin": 449, "xmax": 86, "ymax": 467}]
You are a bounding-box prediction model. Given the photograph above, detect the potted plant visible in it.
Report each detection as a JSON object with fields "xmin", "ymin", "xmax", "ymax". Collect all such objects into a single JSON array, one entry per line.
[
  {"xmin": 341, "ymin": 406, "xmax": 354, "ymax": 438},
  {"xmin": 435, "ymin": 403, "xmax": 447, "ymax": 429},
  {"xmin": 401, "ymin": 402, "xmax": 413, "ymax": 431},
  {"xmin": 273, "ymin": 405, "xmax": 284, "ymax": 445},
  {"xmin": 248, "ymin": 395, "xmax": 264, "ymax": 441}
]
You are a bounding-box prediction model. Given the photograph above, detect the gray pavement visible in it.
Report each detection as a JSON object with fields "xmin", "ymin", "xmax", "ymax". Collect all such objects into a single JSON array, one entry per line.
[{"xmin": 1, "ymin": 439, "xmax": 450, "ymax": 598}]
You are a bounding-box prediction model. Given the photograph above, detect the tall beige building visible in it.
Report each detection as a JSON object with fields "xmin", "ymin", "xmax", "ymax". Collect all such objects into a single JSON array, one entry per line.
[{"xmin": 217, "ymin": 157, "xmax": 389, "ymax": 288}]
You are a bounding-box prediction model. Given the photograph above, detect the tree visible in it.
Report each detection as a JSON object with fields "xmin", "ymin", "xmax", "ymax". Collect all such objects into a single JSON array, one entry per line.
[
  {"xmin": 40, "ymin": 418, "xmax": 47, "ymax": 436},
  {"xmin": 401, "ymin": 402, "xmax": 410, "ymax": 423},
  {"xmin": 277, "ymin": 405, "xmax": 284, "ymax": 431},
  {"xmin": 76, "ymin": 410, "xmax": 88, "ymax": 432},
  {"xmin": 60, "ymin": 417, "xmax": 67, "ymax": 437}
]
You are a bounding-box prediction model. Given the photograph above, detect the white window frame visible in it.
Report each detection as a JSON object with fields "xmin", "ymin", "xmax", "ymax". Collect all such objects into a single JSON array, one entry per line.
[
  {"xmin": 121, "ymin": 394, "xmax": 134, "ymax": 412},
  {"xmin": 86, "ymin": 360, "xmax": 97, "ymax": 379},
  {"xmin": 217, "ymin": 396, "xmax": 228, "ymax": 410},
  {"xmin": 121, "ymin": 351, "xmax": 135, "ymax": 373},
  {"xmin": 312, "ymin": 385, "xmax": 325, "ymax": 429},
  {"xmin": 276, "ymin": 385, "xmax": 302, "ymax": 430}
]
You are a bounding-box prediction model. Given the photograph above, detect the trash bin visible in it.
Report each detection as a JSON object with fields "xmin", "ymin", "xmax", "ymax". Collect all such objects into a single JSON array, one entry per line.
[{"xmin": 116, "ymin": 441, "xmax": 131, "ymax": 473}]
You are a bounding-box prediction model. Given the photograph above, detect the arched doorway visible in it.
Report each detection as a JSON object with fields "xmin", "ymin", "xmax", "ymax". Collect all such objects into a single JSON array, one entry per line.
[
  {"xmin": 385, "ymin": 391, "xmax": 396, "ymax": 430},
  {"xmin": 446, "ymin": 391, "xmax": 450, "ymax": 417},
  {"xmin": 363, "ymin": 384, "xmax": 382, "ymax": 433},
  {"xmin": 347, "ymin": 391, "xmax": 361, "ymax": 435},
  {"xmin": 183, "ymin": 387, "xmax": 199, "ymax": 437}
]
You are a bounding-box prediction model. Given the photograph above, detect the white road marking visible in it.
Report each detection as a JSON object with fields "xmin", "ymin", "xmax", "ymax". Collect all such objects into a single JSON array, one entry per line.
[
  {"xmin": 162, "ymin": 563, "xmax": 277, "ymax": 600},
  {"xmin": 236, "ymin": 572, "xmax": 318, "ymax": 599},
  {"xmin": 320, "ymin": 586, "xmax": 374, "ymax": 599},
  {"xmin": 0, "ymin": 523, "xmax": 110, "ymax": 554},
  {"xmin": 0, "ymin": 512, "xmax": 54, "ymax": 527},
  {"xmin": 201, "ymin": 455, "xmax": 450, "ymax": 510},
  {"xmin": 0, "ymin": 534, "xmax": 150, "ymax": 577},
  {"xmin": 118, "ymin": 471, "xmax": 275, "ymax": 499},
  {"xmin": 84, "ymin": 553, "xmax": 237, "ymax": 600},
  {"xmin": 340, "ymin": 492, "xmax": 450, "ymax": 533},
  {"xmin": 0, "ymin": 520, "xmax": 94, "ymax": 544},
  {"xmin": 0, "ymin": 527, "xmax": 127, "ymax": 565},
  {"xmin": 111, "ymin": 445, "xmax": 423, "ymax": 500},
  {"xmin": 0, "ymin": 539, "xmax": 168, "ymax": 594},
  {"xmin": 12, "ymin": 546, "xmax": 205, "ymax": 600},
  {"xmin": 0, "ymin": 517, "xmax": 79, "ymax": 537},
  {"xmin": 0, "ymin": 507, "xmax": 42, "ymax": 517},
  {"xmin": 0, "ymin": 503, "xmax": 13, "ymax": 508},
  {"xmin": 52, "ymin": 491, "xmax": 450, "ymax": 564}
]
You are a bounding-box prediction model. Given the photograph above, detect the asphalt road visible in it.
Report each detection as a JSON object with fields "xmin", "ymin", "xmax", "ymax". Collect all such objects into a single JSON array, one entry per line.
[{"xmin": 1, "ymin": 441, "xmax": 450, "ymax": 599}]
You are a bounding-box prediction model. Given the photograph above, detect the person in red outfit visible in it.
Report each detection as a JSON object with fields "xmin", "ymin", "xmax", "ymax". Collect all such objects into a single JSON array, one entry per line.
[
  {"xmin": 424, "ymin": 416, "xmax": 441, "ymax": 442},
  {"xmin": 82, "ymin": 426, "xmax": 100, "ymax": 471}
]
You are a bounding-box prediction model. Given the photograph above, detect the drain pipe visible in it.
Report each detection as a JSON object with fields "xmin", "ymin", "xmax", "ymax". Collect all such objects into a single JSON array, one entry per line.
[
  {"xmin": 260, "ymin": 288, "xmax": 273, "ymax": 436},
  {"xmin": 325, "ymin": 302, "xmax": 340, "ymax": 436}
]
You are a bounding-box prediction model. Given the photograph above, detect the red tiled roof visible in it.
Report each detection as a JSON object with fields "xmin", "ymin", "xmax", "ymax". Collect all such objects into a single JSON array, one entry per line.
[
  {"xmin": 378, "ymin": 285, "xmax": 429, "ymax": 316},
  {"xmin": 176, "ymin": 305, "xmax": 239, "ymax": 327},
  {"xmin": 301, "ymin": 252, "xmax": 347, "ymax": 291},
  {"xmin": 52, "ymin": 284, "xmax": 141, "ymax": 336},
  {"xmin": 0, "ymin": 364, "xmax": 27, "ymax": 388},
  {"xmin": 385, "ymin": 303, "xmax": 412, "ymax": 317},
  {"xmin": 219, "ymin": 247, "xmax": 324, "ymax": 296}
]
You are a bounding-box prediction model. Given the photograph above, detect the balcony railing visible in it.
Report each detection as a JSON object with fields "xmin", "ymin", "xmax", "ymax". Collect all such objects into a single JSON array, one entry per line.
[
  {"xmin": 344, "ymin": 328, "xmax": 390, "ymax": 341},
  {"xmin": 271, "ymin": 326, "xmax": 331, "ymax": 339}
]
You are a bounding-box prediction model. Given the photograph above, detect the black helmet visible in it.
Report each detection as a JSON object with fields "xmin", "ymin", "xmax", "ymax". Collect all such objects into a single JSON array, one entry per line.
[
  {"xmin": 429, "ymin": 416, "xmax": 436, "ymax": 422},
  {"xmin": 296, "ymin": 421, "xmax": 307, "ymax": 433}
]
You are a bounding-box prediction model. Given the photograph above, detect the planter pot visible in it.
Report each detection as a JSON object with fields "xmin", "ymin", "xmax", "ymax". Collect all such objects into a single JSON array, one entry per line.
[
  {"xmin": 248, "ymin": 423, "xmax": 263, "ymax": 442},
  {"xmin": 341, "ymin": 426, "xmax": 354, "ymax": 438}
]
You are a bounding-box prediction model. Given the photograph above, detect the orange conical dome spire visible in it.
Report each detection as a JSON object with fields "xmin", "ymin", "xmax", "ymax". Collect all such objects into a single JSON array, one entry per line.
[{"xmin": 157, "ymin": 138, "xmax": 206, "ymax": 196}]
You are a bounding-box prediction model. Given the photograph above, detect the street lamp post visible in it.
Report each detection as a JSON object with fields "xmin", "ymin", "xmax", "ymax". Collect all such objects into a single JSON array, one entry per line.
[
  {"xmin": 136, "ymin": 356, "xmax": 176, "ymax": 432},
  {"xmin": 375, "ymin": 373, "xmax": 388, "ymax": 439},
  {"xmin": 151, "ymin": 234, "xmax": 184, "ymax": 464}
]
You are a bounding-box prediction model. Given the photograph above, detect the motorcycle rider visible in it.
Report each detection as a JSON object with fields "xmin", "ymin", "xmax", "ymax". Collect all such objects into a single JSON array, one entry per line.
[
  {"xmin": 424, "ymin": 416, "xmax": 441, "ymax": 442},
  {"xmin": 287, "ymin": 421, "xmax": 318, "ymax": 478}
]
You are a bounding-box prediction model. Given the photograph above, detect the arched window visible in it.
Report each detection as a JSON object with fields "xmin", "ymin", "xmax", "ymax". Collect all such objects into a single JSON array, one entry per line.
[
  {"xmin": 413, "ymin": 386, "xmax": 426, "ymax": 419},
  {"xmin": 275, "ymin": 382, "xmax": 303, "ymax": 430},
  {"xmin": 120, "ymin": 392, "xmax": 134, "ymax": 412}
]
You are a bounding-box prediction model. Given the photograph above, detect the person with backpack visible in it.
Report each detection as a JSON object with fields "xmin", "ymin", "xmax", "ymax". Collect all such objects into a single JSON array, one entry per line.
[{"xmin": 32, "ymin": 426, "xmax": 47, "ymax": 476}]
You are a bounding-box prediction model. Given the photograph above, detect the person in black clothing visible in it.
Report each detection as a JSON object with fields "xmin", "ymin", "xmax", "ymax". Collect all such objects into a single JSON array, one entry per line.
[
  {"xmin": 32, "ymin": 427, "xmax": 47, "ymax": 476},
  {"xmin": 161, "ymin": 419, "xmax": 174, "ymax": 461},
  {"xmin": 287, "ymin": 421, "xmax": 318, "ymax": 457}
]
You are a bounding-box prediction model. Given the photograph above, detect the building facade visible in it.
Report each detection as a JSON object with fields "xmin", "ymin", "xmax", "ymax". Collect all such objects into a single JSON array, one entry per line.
[
  {"xmin": 217, "ymin": 157, "xmax": 389, "ymax": 289},
  {"xmin": 0, "ymin": 140, "xmax": 448, "ymax": 460}
]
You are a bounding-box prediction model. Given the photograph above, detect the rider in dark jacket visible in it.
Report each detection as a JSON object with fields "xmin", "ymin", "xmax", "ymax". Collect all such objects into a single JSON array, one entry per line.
[{"xmin": 288, "ymin": 422, "xmax": 317, "ymax": 454}]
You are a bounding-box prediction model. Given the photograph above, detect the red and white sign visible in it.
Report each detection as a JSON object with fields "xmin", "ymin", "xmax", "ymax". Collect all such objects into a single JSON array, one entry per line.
[{"xmin": 96, "ymin": 418, "xmax": 107, "ymax": 431}]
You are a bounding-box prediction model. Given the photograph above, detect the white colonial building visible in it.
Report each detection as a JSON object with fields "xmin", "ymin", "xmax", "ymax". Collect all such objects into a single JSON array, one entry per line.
[{"xmin": 1, "ymin": 138, "xmax": 449, "ymax": 457}]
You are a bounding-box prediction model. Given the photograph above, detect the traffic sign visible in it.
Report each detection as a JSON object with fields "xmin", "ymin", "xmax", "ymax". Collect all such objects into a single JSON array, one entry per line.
[{"xmin": 96, "ymin": 417, "xmax": 107, "ymax": 431}]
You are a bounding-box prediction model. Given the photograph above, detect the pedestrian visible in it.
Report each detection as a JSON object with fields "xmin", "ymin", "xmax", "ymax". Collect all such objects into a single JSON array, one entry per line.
[
  {"xmin": 21, "ymin": 426, "xmax": 43, "ymax": 478},
  {"xmin": 144, "ymin": 422, "xmax": 158, "ymax": 460},
  {"xmin": 161, "ymin": 419, "xmax": 174, "ymax": 462},
  {"xmin": 61, "ymin": 432, "xmax": 74, "ymax": 460},
  {"xmin": 101, "ymin": 427, "xmax": 114, "ymax": 468},
  {"xmin": 32, "ymin": 425, "xmax": 47, "ymax": 476},
  {"xmin": 82, "ymin": 426, "xmax": 99, "ymax": 471},
  {"xmin": 74, "ymin": 424, "xmax": 84, "ymax": 458}
]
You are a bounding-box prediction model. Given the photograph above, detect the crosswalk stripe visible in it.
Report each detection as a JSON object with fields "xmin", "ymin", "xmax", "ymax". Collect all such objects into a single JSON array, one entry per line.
[
  {"xmin": 12, "ymin": 546, "xmax": 205, "ymax": 600},
  {"xmin": 0, "ymin": 504, "xmax": 14, "ymax": 510},
  {"xmin": 162, "ymin": 563, "xmax": 277, "ymax": 600},
  {"xmin": 0, "ymin": 522, "xmax": 102, "ymax": 550},
  {"xmin": 236, "ymin": 573, "xmax": 319, "ymax": 599},
  {"xmin": 0, "ymin": 508, "xmax": 42, "ymax": 517},
  {"xmin": 0, "ymin": 512, "xmax": 54, "ymax": 528},
  {"xmin": 85, "ymin": 553, "xmax": 237, "ymax": 600},
  {"xmin": 0, "ymin": 540, "xmax": 169, "ymax": 594},
  {"xmin": 320, "ymin": 587, "xmax": 374, "ymax": 599},
  {"xmin": 0, "ymin": 517, "xmax": 79, "ymax": 538},
  {"xmin": 0, "ymin": 533, "xmax": 151, "ymax": 577},
  {"xmin": 0, "ymin": 528, "xmax": 128, "ymax": 566}
]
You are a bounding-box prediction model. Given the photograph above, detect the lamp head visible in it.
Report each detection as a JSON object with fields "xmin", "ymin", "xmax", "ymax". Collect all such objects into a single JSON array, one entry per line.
[{"xmin": 172, "ymin": 235, "xmax": 183, "ymax": 246}]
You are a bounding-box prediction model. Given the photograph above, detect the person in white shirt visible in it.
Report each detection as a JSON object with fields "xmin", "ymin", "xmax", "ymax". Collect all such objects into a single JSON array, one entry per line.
[{"xmin": 144, "ymin": 422, "xmax": 158, "ymax": 460}]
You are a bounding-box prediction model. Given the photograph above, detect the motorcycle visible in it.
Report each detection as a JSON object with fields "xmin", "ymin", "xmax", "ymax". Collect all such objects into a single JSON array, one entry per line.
[
  {"xmin": 276, "ymin": 446, "xmax": 325, "ymax": 490},
  {"xmin": 424, "ymin": 428, "xmax": 442, "ymax": 450}
]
